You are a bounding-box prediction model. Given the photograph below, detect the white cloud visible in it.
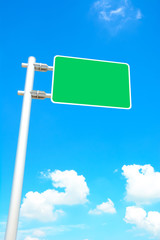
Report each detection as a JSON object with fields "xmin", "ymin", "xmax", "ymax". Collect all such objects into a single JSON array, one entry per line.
[
  {"xmin": 23, "ymin": 229, "xmax": 45, "ymax": 240},
  {"xmin": 110, "ymin": 7, "xmax": 124, "ymax": 16},
  {"xmin": 24, "ymin": 237, "xmax": 39, "ymax": 240},
  {"xmin": 21, "ymin": 190, "xmax": 64, "ymax": 222},
  {"xmin": 17, "ymin": 225, "xmax": 87, "ymax": 240},
  {"xmin": 32, "ymin": 229, "xmax": 45, "ymax": 237},
  {"xmin": 89, "ymin": 198, "xmax": 116, "ymax": 215},
  {"xmin": 124, "ymin": 206, "xmax": 160, "ymax": 237},
  {"xmin": 49, "ymin": 170, "xmax": 89, "ymax": 205},
  {"xmin": 136, "ymin": 9, "xmax": 142, "ymax": 19},
  {"xmin": 92, "ymin": 0, "xmax": 142, "ymax": 33},
  {"xmin": 122, "ymin": 164, "xmax": 160, "ymax": 204},
  {"xmin": 21, "ymin": 170, "xmax": 89, "ymax": 222}
]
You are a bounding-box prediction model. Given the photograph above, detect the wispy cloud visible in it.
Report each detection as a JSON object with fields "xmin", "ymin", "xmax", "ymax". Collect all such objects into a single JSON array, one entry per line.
[
  {"xmin": 17, "ymin": 224, "xmax": 87, "ymax": 240},
  {"xmin": 113, "ymin": 169, "xmax": 118, "ymax": 173},
  {"xmin": 91, "ymin": 0, "xmax": 142, "ymax": 33},
  {"xmin": 24, "ymin": 237, "xmax": 40, "ymax": 240},
  {"xmin": 136, "ymin": 9, "xmax": 142, "ymax": 20},
  {"xmin": 122, "ymin": 164, "xmax": 160, "ymax": 204},
  {"xmin": 32, "ymin": 229, "xmax": 45, "ymax": 237},
  {"xmin": 20, "ymin": 170, "xmax": 89, "ymax": 222},
  {"xmin": 89, "ymin": 198, "xmax": 116, "ymax": 215},
  {"xmin": 124, "ymin": 206, "xmax": 160, "ymax": 238}
]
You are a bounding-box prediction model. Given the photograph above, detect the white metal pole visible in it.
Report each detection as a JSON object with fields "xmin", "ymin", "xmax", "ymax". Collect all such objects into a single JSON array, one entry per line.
[{"xmin": 5, "ymin": 56, "xmax": 36, "ymax": 240}]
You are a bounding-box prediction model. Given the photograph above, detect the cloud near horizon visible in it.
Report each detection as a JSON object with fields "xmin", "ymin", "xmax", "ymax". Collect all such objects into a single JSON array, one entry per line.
[
  {"xmin": 23, "ymin": 228, "xmax": 46, "ymax": 240},
  {"xmin": 124, "ymin": 206, "xmax": 160, "ymax": 237},
  {"xmin": 20, "ymin": 170, "xmax": 89, "ymax": 222},
  {"xmin": 24, "ymin": 237, "xmax": 39, "ymax": 240},
  {"xmin": 17, "ymin": 225, "xmax": 87, "ymax": 240},
  {"xmin": 91, "ymin": 0, "xmax": 142, "ymax": 33}
]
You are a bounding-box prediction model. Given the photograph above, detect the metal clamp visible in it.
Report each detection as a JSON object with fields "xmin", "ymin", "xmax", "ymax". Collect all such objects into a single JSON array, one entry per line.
[
  {"xmin": 21, "ymin": 62, "xmax": 53, "ymax": 72},
  {"xmin": 18, "ymin": 90, "xmax": 51, "ymax": 100}
]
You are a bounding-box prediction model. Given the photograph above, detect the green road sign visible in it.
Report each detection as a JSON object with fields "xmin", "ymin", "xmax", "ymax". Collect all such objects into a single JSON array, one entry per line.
[{"xmin": 51, "ymin": 56, "xmax": 131, "ymax": 109}]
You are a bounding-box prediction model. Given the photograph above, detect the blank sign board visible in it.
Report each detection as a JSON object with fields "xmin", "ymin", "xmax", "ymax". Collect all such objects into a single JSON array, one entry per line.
[{"xmin": 51, "ymin": 56, "xmax": 131, "ymax": 109}]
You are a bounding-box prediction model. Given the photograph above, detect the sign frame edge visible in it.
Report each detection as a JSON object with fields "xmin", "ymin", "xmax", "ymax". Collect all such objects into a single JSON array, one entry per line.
[{"xmin": 51, "ymin": 55, "xmax": 132, "ymax": 110}]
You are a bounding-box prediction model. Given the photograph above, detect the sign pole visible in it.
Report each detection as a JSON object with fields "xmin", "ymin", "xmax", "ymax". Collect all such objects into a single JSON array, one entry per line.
[{"xmin": 5, "ymin": 56, "xmax": 36, "ymax": 240}]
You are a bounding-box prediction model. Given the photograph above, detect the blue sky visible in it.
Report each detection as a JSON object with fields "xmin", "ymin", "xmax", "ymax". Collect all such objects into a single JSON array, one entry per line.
[{"xmin": 1, "ymin": 0, "xmax": 160, "ymax": 239}]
